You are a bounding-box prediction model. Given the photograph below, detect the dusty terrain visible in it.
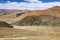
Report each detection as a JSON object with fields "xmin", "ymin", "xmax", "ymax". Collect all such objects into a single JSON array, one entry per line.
[{"xmin": 0, "ymin": 26, "xmax": 60, "ymax": 40}]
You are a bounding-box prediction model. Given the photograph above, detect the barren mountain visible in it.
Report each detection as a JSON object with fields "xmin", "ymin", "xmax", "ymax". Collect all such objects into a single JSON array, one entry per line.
[
  {"xmin": 0, "ymin": 6, "xmax": 60, "ymax": 26},
  {"xmin": 45, "ymin": 6, "xmax": 60, "ymax": 17},
  {"xmin": 0, "ymin": 9, "xmax": 30, "ymax": 22},
  {"xmin": 12, "ymin": 6, "xmax": 60, "ymax": 26}
]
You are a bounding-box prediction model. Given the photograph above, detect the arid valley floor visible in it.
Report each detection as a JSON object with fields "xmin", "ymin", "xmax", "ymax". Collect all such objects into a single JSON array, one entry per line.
[{"xmin": 0, "ymin": 26, "xmax": 60, "ymax": 40}]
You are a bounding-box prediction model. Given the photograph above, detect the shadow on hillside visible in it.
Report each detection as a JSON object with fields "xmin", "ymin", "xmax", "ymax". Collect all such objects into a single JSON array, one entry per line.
[
  {"xmin": 0, "ymin": 21, "xmax": 13, "ymax": 28},
  {"xmin": 14, "ymin": 15, "xmax": 60, "ymax": 27}
]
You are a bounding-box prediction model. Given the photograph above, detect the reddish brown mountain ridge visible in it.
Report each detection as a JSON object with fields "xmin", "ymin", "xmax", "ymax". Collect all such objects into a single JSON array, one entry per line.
[
  {"xmin": 29, "ymin": 6, "xmax": 60, "ymax": 17},
  {"xmin": 12, "ymin": 6, "xmax": 60, "ymax": 26}
]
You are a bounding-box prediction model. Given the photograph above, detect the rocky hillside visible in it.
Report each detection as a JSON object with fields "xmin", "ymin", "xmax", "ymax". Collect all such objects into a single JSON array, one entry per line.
[
  {"xmin": 14, "ymin": 15, "xmax": 60, "ymax": 26},
  {"xmin": 12, "ymin": 6, "xmax": 60, "ymax": 26}
]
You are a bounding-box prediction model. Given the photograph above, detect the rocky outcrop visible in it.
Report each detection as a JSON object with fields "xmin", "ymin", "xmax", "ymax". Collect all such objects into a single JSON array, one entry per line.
[{"xmin": 0, "ymin": 21, "xmax": 13, "ymax": 28}]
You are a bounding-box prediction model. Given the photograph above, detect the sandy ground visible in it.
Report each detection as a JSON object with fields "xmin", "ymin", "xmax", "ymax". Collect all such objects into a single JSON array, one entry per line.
[{"xmin": 0, "ymin": 26, "xmax": 60, "ymax": 40}]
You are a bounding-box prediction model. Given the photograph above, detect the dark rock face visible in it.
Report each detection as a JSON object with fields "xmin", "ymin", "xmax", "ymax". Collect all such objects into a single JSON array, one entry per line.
[
  {"xmin": 15, "ymin": 15, "xmax": 60, "ymax": 26},
  {"xmin": 16, "ymin": 12, "xmax": 25, "ymax": 17},
  {"xmin": 0, "ymin": 21, "xmax": 13, "ymax": 28}
]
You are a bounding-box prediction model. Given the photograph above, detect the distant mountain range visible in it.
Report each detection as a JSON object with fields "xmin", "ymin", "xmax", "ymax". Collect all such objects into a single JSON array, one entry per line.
[
  {"xmin": 0, "ymin": 9, "xmax": 10, "ymax": 12},
  {"xmin": 0, "ymin": 6, "xmax": 60, "ymax": 26}
]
